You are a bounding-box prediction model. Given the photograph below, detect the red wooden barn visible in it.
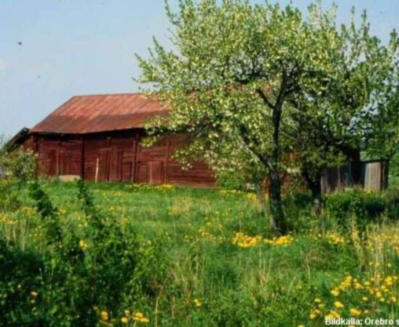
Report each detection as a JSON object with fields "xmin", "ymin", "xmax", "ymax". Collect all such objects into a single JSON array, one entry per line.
[{"xmin": 17, "ymin": 93, "xmax": 215, "ymax": 186}]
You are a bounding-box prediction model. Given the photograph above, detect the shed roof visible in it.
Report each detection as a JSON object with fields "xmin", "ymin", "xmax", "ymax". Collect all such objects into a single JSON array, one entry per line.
[{"xmin": 30, "ymin": 93, "xmax": 168, "ymax": 134}]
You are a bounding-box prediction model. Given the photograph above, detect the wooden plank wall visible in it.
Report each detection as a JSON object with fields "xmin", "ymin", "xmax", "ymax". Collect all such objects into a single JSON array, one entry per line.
[{"xmin": 30, "ymin": 131, "xmax": 215, "ymax": 187}]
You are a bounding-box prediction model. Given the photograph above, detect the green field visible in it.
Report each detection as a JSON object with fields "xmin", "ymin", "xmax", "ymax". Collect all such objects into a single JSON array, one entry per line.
[{"xmin": 2, "ymin": 180, "xmax": 399, "ymax": 326}]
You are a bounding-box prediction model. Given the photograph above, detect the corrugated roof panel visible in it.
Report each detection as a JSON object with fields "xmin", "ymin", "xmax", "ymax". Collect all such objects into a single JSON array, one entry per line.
[{"xmin": 30, "ymin": 93, "xmax": 169, "ymax": 134}]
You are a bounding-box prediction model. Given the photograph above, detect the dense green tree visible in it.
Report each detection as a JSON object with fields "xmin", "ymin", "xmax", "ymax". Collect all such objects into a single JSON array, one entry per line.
[
  {"xmin": 136, "ymin": 0, "xmax": 398, "ymax": 231},
  {"xmin": 288, "ymin": 8, "xmax": 397, "ymax": 212}
]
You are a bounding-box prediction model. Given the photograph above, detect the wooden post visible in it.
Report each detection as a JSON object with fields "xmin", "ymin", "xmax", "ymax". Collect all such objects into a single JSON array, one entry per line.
[{"xmin": 95, "ymin": 157, "xmax": 99, "ymax": 183}]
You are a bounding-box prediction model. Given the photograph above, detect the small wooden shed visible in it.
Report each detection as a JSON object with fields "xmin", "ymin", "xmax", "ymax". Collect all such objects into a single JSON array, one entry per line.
[{"xmin": 321, "ymin": 160, "xmax": 389, "ymax": 193}]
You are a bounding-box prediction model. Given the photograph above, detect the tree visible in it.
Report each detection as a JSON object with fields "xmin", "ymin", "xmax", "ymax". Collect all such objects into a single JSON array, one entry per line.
[
  {"xmin": 361, "ymin": 29, "xmax": 399, "ymax": 165},
  {"xmin": 286, "ymin": 8, "xmax": 379, "ymax": 212},
  {"xmin": 136, "ymin": 0, "xmax": 382, "ymax": 232},
  {"xmin": 279, "ymin": 7, "xmax": 399, "ymax": 212}
]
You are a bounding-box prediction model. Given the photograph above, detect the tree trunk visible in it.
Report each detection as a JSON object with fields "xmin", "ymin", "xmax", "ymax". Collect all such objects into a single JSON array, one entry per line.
[
  {"xmin": 303, "ymin": 168, "xmax": 322, "ymax": 216},
  {"xmin": 268, "ymin": 169, "xmax": 285, "ymax": 232},
  {"xmin": 255, "ymin": 179, "xmax": 267, "ymax": 214},
  {"xmin": 268, "ymin": 103, "xmax": 286, "ymax": 233}
]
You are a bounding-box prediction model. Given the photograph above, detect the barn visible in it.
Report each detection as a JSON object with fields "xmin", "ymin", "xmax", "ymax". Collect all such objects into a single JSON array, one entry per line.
[
  {"xmin": 10, "ymin": 92, "xmax": 388, "ymax": 191},
  {"xmin": 17, "ymin": 93, "xmax": 215, "ymax": 186}
]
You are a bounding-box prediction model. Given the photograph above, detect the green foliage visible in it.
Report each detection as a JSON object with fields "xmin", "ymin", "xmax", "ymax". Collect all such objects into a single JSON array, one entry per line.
[
  {"xmin": 215, "ymin": 170, "xmax": 246, "ymax": 190},
  {"xmin": 326, "ymin": 190, "xmax": 386, "ymax": 226},
  {"xmin": 0, "ymin": 181, "xmax": 22, "ymax": 211},
  {"xmin": 137, "ymin": 0, "xmax": 399, "ymax": 229},
  {"xmin": 0, "ymin": 148, "xmax": 36, "ymax": 183},
  {"xmin": 3, "ymin": 181, "xmax": 399, "ymax": 325},
  {"xmin": 0, "ymin": 181, "xmax": 166, "ymax": 326}
]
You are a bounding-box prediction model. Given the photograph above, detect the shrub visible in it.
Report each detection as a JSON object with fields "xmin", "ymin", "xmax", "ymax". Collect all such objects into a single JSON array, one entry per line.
[
  {"xmin": 215, "ymin": 171, "xmax": 247, "ymax": 190},
  {"xmin": 384, "ymin": 188, "xmax": 399, "ymax": 219},
  {"xmin": 0, "ymin": 180, "xmax": 167, "ymax": 326},
  {"xmin": 0, "ymin": 149, "xmax": 36, "ymax": 183},
  {"xmin": 325, "ymin": 190, "xmax": 386, "ymax": 227}
]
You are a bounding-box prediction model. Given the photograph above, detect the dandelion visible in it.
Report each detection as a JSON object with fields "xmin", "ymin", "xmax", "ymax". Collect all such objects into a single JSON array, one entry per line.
[
  {"xmin": 310, "ymin": 309, "xmax": 319, "ymax": 319},
  {"xmin": 193, "ymin": 298, "xmax": 202, "ymax": 307},
  {"xmin": 330, "ymin": 288, "xmax": 340, "ymax": 297},
  {"xmin": 247, "ymin": 193, "xmax": 257, "ymax": 202},
  {"xmin": 121, "ymin": 317, "xmax": 129, "ymax": 324},
  {"xmin": 350, "ymin": 308, "xmax": 361, "ymax": 317},
  {"xmin": 325, "ymin": 311, "xmax": 340, "ymax": 320},
  {"xmin": 133, "ymin": 312, "xmax": 149, "ymax": 323},
  {"xmin": 362, "ymin": 297, "xmax": 368, "ymax": 302},
  {"xmin": 100, "ymin": 310, "xmax": 109, "ymax": 321},
  {"xmin": 334, "ymin": 301, "xmax": 344, "ymax": 309},
  {"xmin": 79, "ymin": 240, "xmax": 88, "ymax": 250},
  {"xmin": 232, "ymin": 232, "xmax": 262, "ymax": 248},
  {"xmin": 314, "ymin": 298, "xmax": 322, "ymax": 303}
]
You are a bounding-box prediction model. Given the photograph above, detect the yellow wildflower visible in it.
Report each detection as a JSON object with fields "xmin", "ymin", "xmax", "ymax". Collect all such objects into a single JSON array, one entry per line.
[
  {"xmin": 247, "ymin": 193, "xmax": 257, "ymax": 202},
  {"xmin": 310, "ymin": 309, "xmax": 319, "ymax": 319},
  {"xmin": 334, "ymin": 301, "xmax": 344, "ymax": 309},
  {"xmin": 30, "ymin": 291, "xmax": 38, "ymax": 297},
  {"xmin": 100, "ymin": 310, "xmax": 109, "ymax": 321},
  {"xmin": 121, "ymin": 317, "xmax": 129, "ymax": 324},
  {"xmin": 330, "ymin": 288, "xmax": 340, "ymax": 297},
  {"xmin": 194, "ymin": 298, "xmax": 202, "ymax": 307},
  {"xmin": 350, "ymin": 308, "xmax": 361, "ymax": 317},
  {"xmin": 325, "ymin": 311, "xmax": 340, "ymax": 320},
  {"xmin": 79, "ymin": 240, "xmax": 88, "ymax": 250},
  {"xmin": 133, "ymin": 312, "xmax": 149, "ymax": 323}
]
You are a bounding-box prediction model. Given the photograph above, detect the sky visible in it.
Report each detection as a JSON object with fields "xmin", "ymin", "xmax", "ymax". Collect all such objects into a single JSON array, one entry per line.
[{"xmin": 1, "ymin": 0, "xmax": 398, "ymax": 137}]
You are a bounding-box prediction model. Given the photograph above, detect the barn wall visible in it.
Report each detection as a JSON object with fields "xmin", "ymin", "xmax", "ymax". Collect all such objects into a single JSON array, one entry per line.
[
  {"xmin": 28, "ymin": 131, "xmax": 215, "ymax": 187},
  {"xmin": 35, "ymin": 136, "xmax": 83, "ymax": 177}
]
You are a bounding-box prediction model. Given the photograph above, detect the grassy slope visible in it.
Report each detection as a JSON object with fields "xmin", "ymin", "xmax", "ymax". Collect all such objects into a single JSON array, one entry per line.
[{"xmin": 2, "ymin": 181, "xmax": 399, "ymax": 326}]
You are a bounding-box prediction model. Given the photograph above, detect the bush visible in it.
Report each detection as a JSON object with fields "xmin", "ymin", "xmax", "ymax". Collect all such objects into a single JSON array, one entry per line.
[
  {"xmin": 0, "ymin": 181, "xmax": 167, "ymax": 326},
  {"xmin": 0, "ymin": 149, "xmax": 36, "ymax": 183},
  {"xmin": 325, "ymin": 190, "xmax": 386, "ymax": 226},
  {"xmin": 384, "ymin": 188, "xmax": 399, "ymax": 219},
  {"xmin": 215, "ymin": 171, "xmax": 247, "ymax": 190}
]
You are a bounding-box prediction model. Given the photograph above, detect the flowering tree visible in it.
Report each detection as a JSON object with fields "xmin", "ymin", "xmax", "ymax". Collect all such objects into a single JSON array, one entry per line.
[
  {"xmin": 136, "ymin": 0, "xmax": 396, "ymax": 232},
  {"xmin": 288, "ymin": 8, "xmax": 399, "ymax": 212}
]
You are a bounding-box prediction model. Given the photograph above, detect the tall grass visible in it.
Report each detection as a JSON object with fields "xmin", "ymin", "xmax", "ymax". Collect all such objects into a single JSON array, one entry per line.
[{"xmin": 1, "ymin": 181, "xmax": 399, "ymax": 326}]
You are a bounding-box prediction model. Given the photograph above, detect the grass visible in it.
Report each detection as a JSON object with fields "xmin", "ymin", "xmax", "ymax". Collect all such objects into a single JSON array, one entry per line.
[{"xmin": 2, "ymin": 180, "xmax": 399, "ymax": 326}]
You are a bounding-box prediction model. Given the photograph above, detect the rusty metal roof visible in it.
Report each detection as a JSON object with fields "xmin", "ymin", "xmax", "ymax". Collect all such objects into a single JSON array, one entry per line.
[{"xmin": 30, "ymin": 93, "xmax": 168, "ymax": 134}]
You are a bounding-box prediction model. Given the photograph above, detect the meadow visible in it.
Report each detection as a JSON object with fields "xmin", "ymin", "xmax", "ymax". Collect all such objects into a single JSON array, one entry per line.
[{"xmin": 2, "ymin": 179, "xmax": 399, "ymax": 326}]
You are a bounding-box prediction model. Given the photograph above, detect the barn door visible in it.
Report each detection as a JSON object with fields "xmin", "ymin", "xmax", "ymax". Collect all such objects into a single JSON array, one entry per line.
[
  {"xmin": 148, "ymin": 161, "xmax": 164, "ymax": 184},
  {"xmin": 47, "ymin": 149, "xmax": 57, "ymax": 176},
  {"xmin": 136, "ymin": 161, "xmax": 164, "ymax": 184},
  {"xmin": 98, "ymin": 149, "xmax": 111, "ymax": 182},
  {"xmin": 109, "ymin": 148, "xmax": 123, "ymax": 182}
]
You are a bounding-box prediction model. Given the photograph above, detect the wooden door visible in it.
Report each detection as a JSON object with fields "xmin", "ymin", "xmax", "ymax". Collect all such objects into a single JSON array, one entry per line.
[
  {"xmin": 98, "ymin": 148, "xmax": 111, "ymax": 182},
  {"xmin": 148, "ymin": 161, "xmax": 164, "ymax": 184},
  {"xmin": 135, "ymin": 161, "xmax": 164, "ymax": 184},
  {"xmin": 47, "ymin": 149, "xmax": 57, "ymax": 176},
  {"xmin": 109, "ymin": 148, "xmax": 123, "ymax": 182}
]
